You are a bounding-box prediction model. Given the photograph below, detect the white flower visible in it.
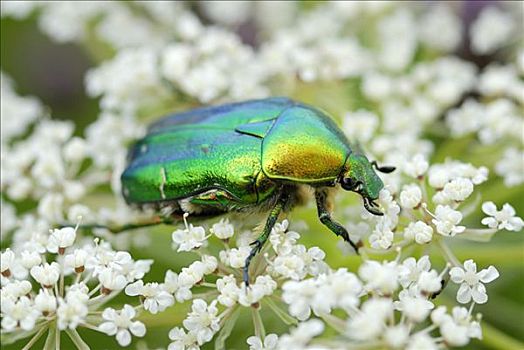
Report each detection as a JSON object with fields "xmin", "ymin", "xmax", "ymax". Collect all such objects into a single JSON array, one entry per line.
[
  {"xmin": 495, "ymin": 147, "xmax": 524, "ymax": 186},
  {"xmin": 172, "ymin": 224, "xmax": 207, "ymax": 252},
  {"xmin": 433, "ymin": 306, "xmax": 482, "ymax": 346},
  {"xmin": 359, "ymin": 260, "xmax": 398, "ymax": 295},
  {"xmin": 432, "ymin": 205, "xmax": 465, "ymax": 236},
  {"xmin": 282, "ymin": 278, "xmax": 317, "ymax": 320},
  {"xmin": 210, "ymin": 218, "xmax": 234, "ymax": 240},
  {"xmin": 394, "ymin": 288, "xmax": 434, "ymax": 322},
  {"xmin": 384, "ymin": 324, "xmax": 410, "ymax": 349},
  {"xmin": 277, "ymin": 319, "xmax": 324, "ymax": 350},
  {"xmin": 1, "ymin": 249, "xmax": 16, "ymax": 277},
  {"xmin": 272, "ymin": 252, "xmax": 306, "ymax": 281},
  {"xmin": 99, "ymin": 304, "xmax": 146, "ymax": 347},
  {"xmin": 418, "ymin": 270, "xmax": 443, "ymax": 294},
  {"xmin": 470, "ymin": 6, "xmax": 516, "ymax": 55},
  {"xmin": 168, "ymin": 327, "xmax": 199, "ymax": 350},
  {"xmin": 406, "ymin": 333, "xmax": 438, "ymax": 350},
  {"xmin": 369, "ymin": 219, "xmax": 394, "ymax": 250},
  {"xmin": 19, "ymin": 250, "xmax": 42, "ymax": 269},
  {"xmin": 481, "ymin": 201, "xmax": 524, "ymax": 231},
  {"xmin": 442, "ymin": 178, "xmax": 474, "ymax": 202},
  {"xmin": 418, "ymin": 4, "xmax": 461, "ymax": 52},
  {"xmin": 446, "ymin": 99, "xmax": 484, "ymax": 136},
  {"xmin": 34, "ymin": 289, "xmax": 57, "ymax": 316},
  {"xmin": 163, "ymin": 270, "xmax": 192, "ymax": 303},
  {"xmin": 269, "ymin": 220, "xmax": 300, "ymax": 255},
  {"xmin": 1, "ymin": 296, "xmax": 40, "ymax": 331},
  {"xmin": 398, "ymin": 256, "xmax": 431, "ymax": 288},
  {"xmin": 183, "ymin": 299, "xmax": 220, "ymax": 345},
  {"xmin": 64, "ymin": 248, "xmax": 89, "ymax": 273},
  {"xmin": 125, "ymin": 281, "xmax": 174, "ymax": 314},
  {"xmin": 247, "ymin": 333, "xmax": 278, "ymax": 350},
  {"xmin": 98, "ymin": 268, "xmax": 128, "ymax": 293},
  {"xmin": 450, "ymin": 260, "xmax": 499, "ymax": 304},
  {"xmin": 47, "ymin": 226, "xmax": 77, "ymax": 254},
  {"xmin": 238, "ymin": 275, "xmax": 277, "ymax": 306},
  {"xmin": 403, "ymin": 221, "xmax": 433, "ymax": 244},
  {"xmin": 347, "ymin": 298, "xmax": 393, "ymax": 341},
  {"xmin": 30, "ymin": 262, "xmax": 60, "ymax": 288},
  {"xmin": 219, "ymin": 246, "xmax": 251, "ymax": 269},
  {"xmin": 342, "ymin": 109, "xmax": 379, "ymax": 143},
  {"xmin": 399, "ymin": 183, "xmax": 422, "ymax": 209},
  {"xmin": 217, "ymin": 275, "xmax": 241, "ymax": 307},
  {"xmin": 57, "ymin": 297, "xmax": 88, "ymax": 330}
]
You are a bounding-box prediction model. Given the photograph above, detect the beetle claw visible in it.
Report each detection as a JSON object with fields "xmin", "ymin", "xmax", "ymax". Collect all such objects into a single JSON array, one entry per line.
[
  {"xmin": 363, "ymin": 197, "xmax": 383, "ymax": 216},
  {"xmin": 371, "ymin": 161, "xmax": 396, "ymax": 174}
]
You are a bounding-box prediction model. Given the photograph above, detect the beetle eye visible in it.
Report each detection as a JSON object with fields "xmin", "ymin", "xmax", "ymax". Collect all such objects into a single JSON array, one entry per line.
[{"xmin": 341, "ymin": 177, "xmax": 356, "ymax": 191}]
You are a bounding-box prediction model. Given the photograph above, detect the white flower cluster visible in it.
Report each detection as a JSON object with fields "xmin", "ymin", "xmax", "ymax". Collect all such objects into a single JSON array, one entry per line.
[
  {"xmin": 1, "ymin": 1, "xmax": 522, "ymax": 349},
  {"xmin": 277, "ymin": 255, "xmax": 495, "ymax": 349},
  {"xmin": 0, "ymin": 222, "xmax": 154, "ymax": 347}
]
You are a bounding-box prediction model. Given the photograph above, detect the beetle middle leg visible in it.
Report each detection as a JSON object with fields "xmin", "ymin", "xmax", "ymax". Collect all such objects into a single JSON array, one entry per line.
[
  {"xmin": 315, "ymin": 188, "xmax": 362, "ymax": 253},
  {"xmin": 243, "ymin": 189, "xmax": 290, "ymax": 286}
]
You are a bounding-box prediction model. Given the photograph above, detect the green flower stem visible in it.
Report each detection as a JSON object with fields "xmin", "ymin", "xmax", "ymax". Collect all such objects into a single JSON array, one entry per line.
[
  {"xmin": 21, "ymin": 324, "xmax": 49, "ymax": 350},
  {"xmin": 65, "ymin": 329, "xmax": 90, "ymax": 350},
  {"xmin": 251, "ymin": 308, "xmax": 266, "ymax": 339},
  {"xmin": 481, "ymin": 321, "xmax": 524, "ymax": 350},
  {"xmin": 264, "ymin": 297, "xmax": 298, "ymax": 326}
]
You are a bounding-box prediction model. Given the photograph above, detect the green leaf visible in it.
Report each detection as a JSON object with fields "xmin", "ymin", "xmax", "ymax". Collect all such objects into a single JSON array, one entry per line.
[{"xmin": 214, "ymin": 307, "xmax": 240, "ymax": 350}]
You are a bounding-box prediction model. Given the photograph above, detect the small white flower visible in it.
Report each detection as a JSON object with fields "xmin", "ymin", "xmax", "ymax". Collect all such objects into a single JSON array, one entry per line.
[
  {"xmin": 125, "ymin": 280, "xmax": 174, "ymax": 314},
  {"xmin": 398, "ymin": 256, "xmax": 431, "ymax": 288},
  {"xmin": 238, "ymin": 275, "xmax": 277, "ymax": 306},
  {"xmin": 470, "ymin": 6, "xmax": 516, "ymax": 55},
  {"xmin": 47, "ymin": 226, "xmax": 77, "ymax": 254},
  {"xmin": 272, "ymin": 253, "xmax": 306, "ymax": 281},
  {"xmin": 347, "ymin": 298, "xmax": 393, "ymax": 341},
  {"xmin": 172, "ymin": 224, "xmax": 207, "ymax": 252},
  {"xmin": 495, "ymin": 147, "xmax": 524, "ymax": 187},
  {"xmin": 406, "ymin": 333, "xmax": 438, "ymax": 350},
  {"xmin": 1, "ymin": 296, "xmax": 40, "ymax": 331},
  {"xmin": 64, "ymin": 248, "xmax": 89, "ymax": 273},
  {"xmin": 30, "ymin": 262, "xmax": 60, "ymax": 288},
  {"xmin": 217, "ymin": 275, "xmax": 242, "ymax": 307},
  {"xmin": 384, "ymin": 324, "xmax": 410, "ymax": 349},
  {"xmin": 1, "ymin": 249, "xmax": 16, "ymax": 277},
  {"xmin": 432, "ymin": 205, "xmax": 465, "ymax": 236},
  {"xmin": 99, "ymin": 304, "xmax": 146, "ymax": 347},
  {"xmin": 403, "ymin": 221, "xmax": 433, "ymax": 244},
  {"xmin": 163, "ymin": 270, "xmax": 192, "ymax": 303},
  {"xmin": 359, "ymin": 260, "xmax": 398, "ymax": 295},
  {"xmin": 481, "ymin": 201, "xmax": 524, "ymax": 231},
  {"xmin": 219, "ymin": 246, "xmax": 250, "ymax": 269},
  {"xmin": 183, "ymin": 299, "xmax": 220, "ymax": 345},
  {"xmin": 450, "ymin": 260, "xmax": 499, "ymax": 304},
  {"xmin": 34, "ymin": 289, "xmax": 57, "ymax": 316},
  {"xmin": 404, "ymin": 153, "xmax": 428, "ymax": 178},
  {"xmin": 282, "ymin": 278, "xmax": 317, "ymax": 320},
  {"xmin": 247, "ymin": 333, "xmax": 278, "ymax": 350},
  {"xmin": 168, "ymin": 326, "xmax": 199, "ymax": 350},
  {"xmin": 19, "ymin": 250, "xmax": 42, "ymax": 269},
  {"xmin": 369, "ymin": 219, "xmax": 394, "ymax": 250},
  {"xmin": 442, "ymin": 178, "xmax": 474, "ymax": 202},
  {"xmin": 98, "ymin": 268, "xmax": 128, "ymax": 294},
  {"xmin": 210, "ymin": 218, "xmax": 234, "ymax": 240},
  {"xmin": 434, "ymin": 306, "xmax": 482, "ymax": 346},
  {"xmin": 342, "ymin": 109, "xmax": 379, "ymax": 143},
  {"xmin": 399, "ymin": 183, "xmax": 422, "ymax": 209},
  {"xmin": 57, "ymin": 297, "xmax": 88, "ymax": 330},
  {"xmin": 394, "ymin": 288, "xmax": 434, "ymax": 322},
  {"xmin": 277, "ymin": 319, "xmax": 324, "ymax": 349},
  {"xmin": 418, "ymin": 269, "xmax": 443, "ymax": 295}
]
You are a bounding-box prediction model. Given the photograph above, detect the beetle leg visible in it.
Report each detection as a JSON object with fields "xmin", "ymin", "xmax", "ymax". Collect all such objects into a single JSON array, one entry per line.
[
  {"xmin": 315, "ymin": 188, "xmax": 362, "ymax": 253},
  {"xmin": 61, "ymin": 216, "xmax": 175, "ymax": 234},
  {"xmin": 243, "ymin": 189, "xmax": 290, "ymax": 286}
]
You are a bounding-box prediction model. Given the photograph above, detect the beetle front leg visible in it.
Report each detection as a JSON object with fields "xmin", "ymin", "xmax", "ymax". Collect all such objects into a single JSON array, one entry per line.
[
  {"xmin": 315, "ymin": 188, "xmax": 362, "ymax": 253},
  {"xmin": 243, "ymin": 189, "xmax": 290, "ymax": 286}
]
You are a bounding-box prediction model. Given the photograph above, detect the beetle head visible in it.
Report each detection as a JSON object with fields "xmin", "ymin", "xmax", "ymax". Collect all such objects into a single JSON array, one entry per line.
[{"xmin": 341, "ymin": 153, "xmax": 391, "ymax": 216}]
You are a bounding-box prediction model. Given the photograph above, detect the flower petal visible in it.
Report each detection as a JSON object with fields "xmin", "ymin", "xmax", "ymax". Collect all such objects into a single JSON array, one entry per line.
[
  {"xmin": 456, "ymin": 283, "xmax": 472, "ymax": 304},
  {"xmin": 478, "ymin": 266, "xmax": 499, "ymax": 283}
]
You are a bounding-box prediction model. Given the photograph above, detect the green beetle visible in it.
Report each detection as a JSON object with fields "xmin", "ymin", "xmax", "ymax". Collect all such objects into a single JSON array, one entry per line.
[{"xmin": 121, "ymin": 97, "xmax": 394, "ymax": 284}]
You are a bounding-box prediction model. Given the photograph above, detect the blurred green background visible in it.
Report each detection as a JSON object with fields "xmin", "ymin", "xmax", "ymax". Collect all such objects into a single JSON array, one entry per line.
[{"xmin": 1, "ymin": 12, "xmax": 523, "ymax": 350}]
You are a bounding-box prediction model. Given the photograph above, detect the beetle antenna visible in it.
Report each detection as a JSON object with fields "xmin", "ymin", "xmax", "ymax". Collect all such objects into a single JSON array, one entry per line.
[{"xmin": 371, "ymin": 161, "xmax": 396, "ymax": 174}]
